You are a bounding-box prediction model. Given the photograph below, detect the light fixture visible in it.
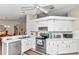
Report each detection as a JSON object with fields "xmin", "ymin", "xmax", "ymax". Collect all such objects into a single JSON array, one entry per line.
[{"xmin": 4, "ymin": 25, "xmax": 10, "ymax": 28}]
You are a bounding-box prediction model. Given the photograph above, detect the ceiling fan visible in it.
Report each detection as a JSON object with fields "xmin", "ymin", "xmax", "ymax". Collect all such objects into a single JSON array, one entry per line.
[{"xmin": 21, "ymin": 4, "xmax": 50, "ymax": 15}]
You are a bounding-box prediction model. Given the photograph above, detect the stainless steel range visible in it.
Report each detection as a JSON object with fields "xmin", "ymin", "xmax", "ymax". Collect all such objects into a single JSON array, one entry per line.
[{"xmin": 36, "ymin": 33, "xmax": 49, "ymax": 53}]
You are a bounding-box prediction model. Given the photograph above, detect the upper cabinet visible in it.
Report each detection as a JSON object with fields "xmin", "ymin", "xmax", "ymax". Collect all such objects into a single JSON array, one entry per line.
[
  {"xmin": 31, "ymin": 16, "xmax": 77, "ymax": 31},
  {"xmin": 48, "ymin": 20, "xmax": 73, "ymax": 31},
  {"xmin": 30, "ymin": 21, "xmax": 38, "ymax": 31}
]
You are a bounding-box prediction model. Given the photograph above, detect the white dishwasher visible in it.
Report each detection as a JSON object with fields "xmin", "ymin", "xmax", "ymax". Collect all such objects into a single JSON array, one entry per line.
[{"xmin": 3, "ymin": 40, "xmax": 21, "ymax": 55}]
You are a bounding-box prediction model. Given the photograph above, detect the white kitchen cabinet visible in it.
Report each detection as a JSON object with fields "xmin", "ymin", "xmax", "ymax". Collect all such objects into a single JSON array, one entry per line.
[
  {"xmin": 46, "ymin": 40, "xmax": 60, "ymax": 54},
  {"xmin": 56, "ymin": 21, "xmax": 72, "ymax": 31},
  {"xmin": 60, "ymin": 40, "xmax": 77, "ymax": 54},
  {"xmin": 27, "ymin": 37, "xmax": 36, "ymax": 50},
  {"xmin": 68, "ymin": 40, "xmax": 77, "ymax": 53},
  {"xmin": 31, "ymin": 21, "xmax": 39, "ymax": 32},
  {"xmin": 21, "ymin": 37, "xmax": 36, "ymax": 54},
  {"xmin": 31, "ymin": 21, "xmax": 48, "ymax": 31},
  {"xmin": 48, "ymin": 20, "xmax": 55, "ymax": 31},
  {"xmin": 21, "ymin": 38, "xmax": 28, "ymax": 53},
  {"xmin": 46, "ymin": 41, "xmax": 57, "ymax": 54},
  {"xmin": 31, "ymin": 22, "xmax": 38, "ymax": 31},
  {"xmin": 32, "ymin": 20, "xmax": 73, "ymax": 31},
  {"xmin": 2, "ymin": 39, "xmax": 21, "ymax": 55},
  {"xmin": 31, "ymin": 37, "xmax": 36, "ymax": 50},
  {"xmin": 21, "ymin": 38, "xmax": 31, "ymax": 53},
  {"xmin": 38, "ymin": 21, "xmax": 48, "ymax": 27},
  {"xmin": 50, "ymin": 41, "xmax": 59, "ymax": 54},
  {"xmin": 56, "ymin": 41, "xmax": 65, "ymax": 54},
  {"xmin": 46, "ymin": 39, "xmax": 77, "ymax": 55},
  {"xmin": 31, "ymin": 16, "xmax": 75, "ymax": 31},
  {"xmin": 48, "ymin": 20, "xmax": 72, "ymax": 31}
]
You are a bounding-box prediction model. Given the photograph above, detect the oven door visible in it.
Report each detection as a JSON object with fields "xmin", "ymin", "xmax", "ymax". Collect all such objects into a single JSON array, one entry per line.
[{"xmin": 36, "ymin": 39, "xmax": 45, "ymax": 48}]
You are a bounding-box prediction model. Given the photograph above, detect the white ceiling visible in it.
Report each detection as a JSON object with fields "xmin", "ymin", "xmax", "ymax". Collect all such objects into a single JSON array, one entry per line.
[
  {"xmin": 0, "ymin": 4, "xmax": 78, "ymax": 20},
  {"xmin": 48, "ymin": 4, "xmax": 79, "ymax": 16}
]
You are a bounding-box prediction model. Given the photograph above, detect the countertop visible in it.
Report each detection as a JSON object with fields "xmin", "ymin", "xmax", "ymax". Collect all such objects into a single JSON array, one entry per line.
[{"xmin": 1, "ymin": 35, "xmax": 31, "ymax": 43}]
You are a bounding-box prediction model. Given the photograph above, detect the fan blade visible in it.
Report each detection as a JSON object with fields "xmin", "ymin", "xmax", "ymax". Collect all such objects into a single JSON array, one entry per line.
[{"xmin": 38, "ymin": 7, "xmax": 48, "ymax": 14}]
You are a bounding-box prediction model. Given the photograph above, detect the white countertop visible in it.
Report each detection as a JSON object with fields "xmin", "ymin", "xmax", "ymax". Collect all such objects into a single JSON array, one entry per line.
[
  {"xmin": 46, "ymin": 38, "xmax": 78, "ymax": 41},
  {"xmin": 1, "ymin": 35, "xmax": 30, "ymax": 43}
]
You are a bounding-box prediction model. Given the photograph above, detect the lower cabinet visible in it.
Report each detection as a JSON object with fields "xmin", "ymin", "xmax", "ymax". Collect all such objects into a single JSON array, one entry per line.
[
  {"xmin": 21, "ymin": 37, "xmax": 36, "ymax": 54},
  {"xmin": 21, "ymin": 38, "xmax": 28, "ymax": 53},
  {"xmin": 31, "ymin": 37, "xmax": 36, "ymax": 50},
  {"xmin": 46, "ymin": 41, "xmax": 58, "ymax": 54},
  {"xmin": 21, "ymin": 38, "xmax": 32, "ymax": 53},
  {"xmin": 46, "ymin": 40, "xmax": 77, "ymax": 55}
]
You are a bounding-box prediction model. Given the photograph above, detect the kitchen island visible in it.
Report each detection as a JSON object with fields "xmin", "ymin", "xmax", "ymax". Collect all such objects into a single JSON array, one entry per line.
[{"xmin": 1, "ymin": 35, "xmax": 36, "ymax": 55}]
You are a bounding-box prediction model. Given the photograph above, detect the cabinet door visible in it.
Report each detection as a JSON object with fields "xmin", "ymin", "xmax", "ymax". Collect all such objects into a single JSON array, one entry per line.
[
  {"xmin": 54, "ymin": 21, "xmax": 72, "ymax": 31},
  {"xmin": 27, "ymin": 38, "xmax": 33, "ymax": 49},
  {"xmin": 41, "ymin": 21, "xmax": 48, "ymax": 27},
  {"xmin": 8, "ymin": 40, "xmax": 21, "ymax": 55},
  {"xmin": 46, "ymin": 41, "xmax": 51, "ymax": 54},
  {"xmin": 69, "ymin": 40, "xmax": 77, "ymax": 52},
  {"xmin": 31, "ymin": 22, "xmax": 38, "ymax": 31},
  {"xmin": 21, "ymin": 39, "xmax": 28, "ymax": 53},
  {"xmin": 48, "ymin": 20, "xmax": 72, "ymax": 31},
  {"xmin": 57, "ymin": 41, "xmax": 64, "ymax": 54},
  {"xmin": 48, "ymin": 20, "xmax": 55, "ymax": 31},
  {"xmin": 64, "ymin": 40, "xmax": 74, "ymax": 53},
  {"xmin": 30, "ymin": 22, "xmax": 35, "ymax": 31},
  {"xmin": 47, "ymin": 41, "xmax": 58, "ymax": 55},
  {"xmin": 31, "ymin": 37, "xmax": 36, "ymax": 50}
]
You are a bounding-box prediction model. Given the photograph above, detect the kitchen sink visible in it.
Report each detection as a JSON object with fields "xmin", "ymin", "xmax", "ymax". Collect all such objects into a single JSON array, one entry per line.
[{"xmin": 18, "ymin": 36, "xmax": 30, "ymax": 39}]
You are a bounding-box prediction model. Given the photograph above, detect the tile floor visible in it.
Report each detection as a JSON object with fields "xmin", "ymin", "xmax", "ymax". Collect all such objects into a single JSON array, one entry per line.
[
  {"xmin": 24, "ymin": 49, "xmax": 47, "ymax": 55},
  {"xmin": 23, "ymin": 49, "xmax": 79, "ymax": 55}
]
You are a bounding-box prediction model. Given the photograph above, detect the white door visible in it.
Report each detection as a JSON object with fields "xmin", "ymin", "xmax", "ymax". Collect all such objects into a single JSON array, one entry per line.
[
  {"xmin": 27, "ymin": 38, "xmax": 33, "ymax": 50},
  {"xmin": 32, "ymin": 22, "xmax": 38, "ymax": 31},
  {"xmin": 46, "ymin": 41, "xmax": 58, "ymax": 55},
  {"xmin": 31, "ymin": 37, "xmax": 36, "ymax": 50},
  {"xmin": 69, "ymin": 40, "xmax": 77, "ymax": 53},
  {"xmin": 56, "ymin": 41, "xmax": 63, "ymax": 54},
  {"xmin": 54, "ymin": 21, "xmax": 72, "ymax": 31},
  {"xmin": 48, "ymin": 20, "xmax": 72, "ymax": 31},
  {"xmin": 48, "ymin": 20, "xmax": 55, "ymax": 31},
  {"xmin": 21, "ymin": 38, "xmax": 28, "ymax": 53},
  {"xmin": 63, "ymin": 40, "xmax": 72, "ymax": 53}
]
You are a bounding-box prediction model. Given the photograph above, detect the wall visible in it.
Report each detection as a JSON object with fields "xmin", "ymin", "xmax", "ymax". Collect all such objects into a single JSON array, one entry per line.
[
  {"xmin": 0, "ymin": 20, "xmax": 26, "ymax": 35},
  {"xmin": 26, "ymin": 15, "xmax": 37, "ymax": 35},
  {"xmin": 68, "ymin": 6, "xmax": 79, "ymax": 52},
  {"xmin": 68, "ymin": 6, "xmax": 79, "ymax": 31}
]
